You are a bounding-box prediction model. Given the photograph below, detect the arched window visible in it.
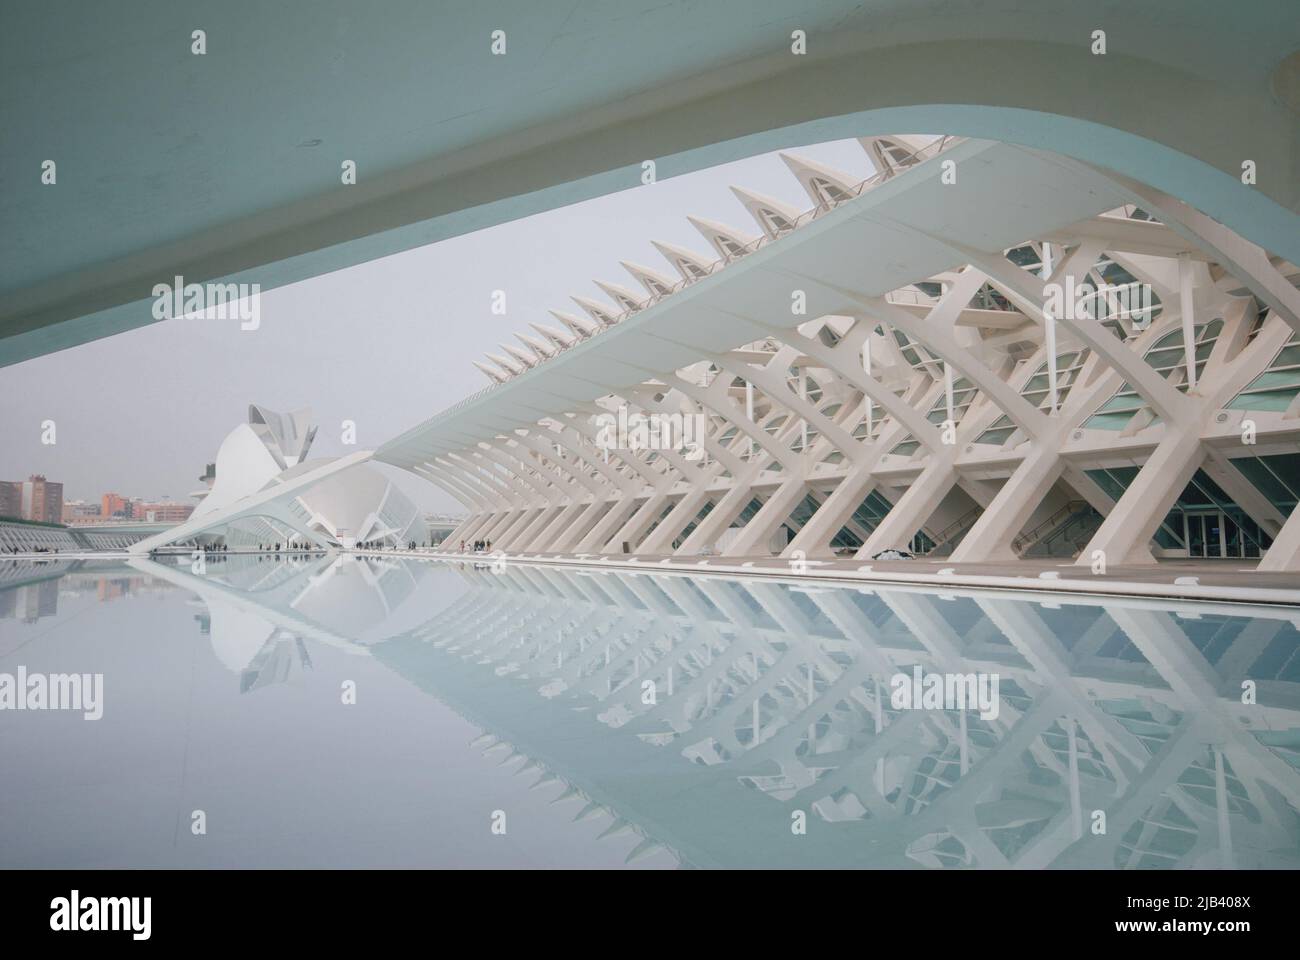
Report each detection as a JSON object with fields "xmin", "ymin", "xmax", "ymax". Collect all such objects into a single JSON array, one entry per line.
[{"xmin": 1083, "ymin": 320, "xmax": 1223, "ymax": 430}]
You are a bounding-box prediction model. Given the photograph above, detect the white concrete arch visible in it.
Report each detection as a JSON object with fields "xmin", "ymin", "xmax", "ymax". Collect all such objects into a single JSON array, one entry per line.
[
  {"xmin": 666, "ymin": 367, "xmax": 803, "ymax": 475},
  {"xmin": 14, "ymin": 3, "xmax": 1300, "ymax": 372},
  {"xmin": 711, "ymin": 351, "xmax": 867, "ymax": 466},
  {"xmin": 412, "ymin": 462, "xmax": 481, "ymax": 513}
]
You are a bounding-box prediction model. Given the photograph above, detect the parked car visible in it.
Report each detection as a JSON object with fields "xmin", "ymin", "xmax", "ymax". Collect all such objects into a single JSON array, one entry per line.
[{"xmin": 871, "ymin": 549, "xmax": 915, "ymax": 560}]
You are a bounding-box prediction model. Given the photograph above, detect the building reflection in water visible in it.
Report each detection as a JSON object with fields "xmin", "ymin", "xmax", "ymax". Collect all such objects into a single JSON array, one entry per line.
[
  {"xmin": 0, "ymin": 558, "xmax": 176, "ymax": 623},
  {"xmin": 111, "ymin": 555, "xmax": 1300, "ymax": 869}
]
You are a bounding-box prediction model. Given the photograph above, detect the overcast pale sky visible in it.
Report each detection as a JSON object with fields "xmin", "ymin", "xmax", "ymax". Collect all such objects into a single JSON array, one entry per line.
[{"xmin": 0, "ymin": 137, "xmax": 878, "ymax": 514}]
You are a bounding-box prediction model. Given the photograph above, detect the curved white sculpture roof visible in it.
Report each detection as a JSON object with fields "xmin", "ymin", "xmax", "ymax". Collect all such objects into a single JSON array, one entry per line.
[{"xmin": 134, "ymin": 405, "xmax": 425, "ymax": 551}]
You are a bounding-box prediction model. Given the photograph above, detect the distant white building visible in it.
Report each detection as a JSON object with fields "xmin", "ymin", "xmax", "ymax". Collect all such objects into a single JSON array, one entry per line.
[{"xmin": 133, "ymin": 404, "xmax": 425, "ymax": 552}]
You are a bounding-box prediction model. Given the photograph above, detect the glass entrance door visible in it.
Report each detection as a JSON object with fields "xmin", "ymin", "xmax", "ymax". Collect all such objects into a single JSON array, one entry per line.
[
  {"xmin": 1223, "ymin": 514, "xmax": 1241, "ymax": 558},
  {"xmin": 1185, "ymin": 510, "xmax": 1271, "ymax": 559},
  {"xmin": 1186, "ymin": 514, "xmax": 1205, "ymax": 557},
  {"xmin": 1186, "ymin": 512, "xmax": 1224, "ymax": 558},
  {"xmin": 1203, "ymin": 513, "xmax": 1223, "ymax": 557}
]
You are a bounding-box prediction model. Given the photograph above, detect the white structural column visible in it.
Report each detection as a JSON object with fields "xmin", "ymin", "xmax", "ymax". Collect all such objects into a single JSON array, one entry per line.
[
  {"xmin": 630, "ymin": 425, "xmax": 747, "ymax": 555},
  {"xmin": 709, "ymin": 346, "xmax": 873, "ymax": 557},
  {"xmin": 511, "ymin": 427, "xmax": 612, "ymax": 550},
  {"xmin": 949, "ymin": 444, "xmax": 1063, "ymax": 562},
  {"xmin": 960, "ymin": 241, "xmax": 1203, "ymax": 564},
  {"xmin": 1179, "ymin": 254, "xmax": 1198, "ymax": 390},
  {"xmin": 499, "ymin": 431, "xmax": 599, "ymax": 549},
  {"xmin": 452, "ymin": 450, "xmax": 541, "ymax": 544},
  {"xmin": 659, "ymin": 361, "xmax": 807, "ymax": 555},
  {"xmin": 538, "ymin": 424, "xmax": 640, "ymax": 551},
  {"xmin": 1073, "ymin": 318, "xmax": 1291, "ymax": 567},
  {"xmin": 494, "ymin": 436, "xmax": 585, "ymax": 548},
  {"xmin": 477, "ymin": 439, "xmax": 573, "ymax": 547},
  {"xmin": 565, "ymin": 400, "xmax": 686, "ymax": 553},
  {"xmin": 525, "ymin": 417, "xmax": 658, "ymax": 550},
  {"xmin": 1259, "ymin": 506, "xmax": 1300, "ymax": 572},
  {"xmin": 417, "ymin": 461, "xmax": 498, "ymax": 549},
  {"xmin": 851, "ymin": 271, "xmax": 1053, "ymax": 558},
  {"xmin": 946, "ymin": 247, "xmax": 1108, "ymax": 562},
  {"xmin": 770, "ymin": 319, "xmax": 947, "ymax": 557}
]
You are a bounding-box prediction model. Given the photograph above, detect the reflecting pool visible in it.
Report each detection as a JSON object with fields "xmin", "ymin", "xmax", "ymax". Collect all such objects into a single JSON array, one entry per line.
[{"xmin": 1, "ymin": 554, "xmax": 1298, "ymax": 869}]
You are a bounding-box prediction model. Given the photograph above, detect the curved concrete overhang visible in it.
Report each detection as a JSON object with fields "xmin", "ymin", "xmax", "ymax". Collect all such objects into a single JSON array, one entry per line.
[
  {"xmin": 4, "ymin": 1, "xmax": 1297, "ymax": 366},
  {"xmin": 374, "ymin": 139, "xmax": 1132, "ymax": 469}
]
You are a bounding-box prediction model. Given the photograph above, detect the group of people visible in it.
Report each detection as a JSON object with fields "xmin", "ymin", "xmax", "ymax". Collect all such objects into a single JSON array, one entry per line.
[
  {"xmin": 182, "ymin": 542, "xmax": 313, "ymax": 553},
  {"xmin": 169, "ymin": 539, "xmax": 444, "ymax": 555},
  {"xmin": 461, "ymin": 539, "xmax": 492, "ymax": 553},
  {"xmin": 176, "ymin": 540, "xmax": 438, "ymax": 554}
]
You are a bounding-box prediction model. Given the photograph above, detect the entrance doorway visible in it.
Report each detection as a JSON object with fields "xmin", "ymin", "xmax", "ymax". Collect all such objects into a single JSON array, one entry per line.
[{"xmin": 1184, "ymin": 511, "xmax": 1270, "ymax": 559}]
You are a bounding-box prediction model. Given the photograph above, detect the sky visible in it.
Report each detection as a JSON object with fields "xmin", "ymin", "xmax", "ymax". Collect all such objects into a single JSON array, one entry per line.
[{"xmin": 0, "ymin": 137, "xmax": 878, "ymax": 514}]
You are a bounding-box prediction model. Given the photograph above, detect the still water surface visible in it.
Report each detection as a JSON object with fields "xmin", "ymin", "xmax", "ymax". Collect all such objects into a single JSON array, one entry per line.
[{"xmin": 1, "ymin": 554, "xmax": 1298, "ymax": 869}]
